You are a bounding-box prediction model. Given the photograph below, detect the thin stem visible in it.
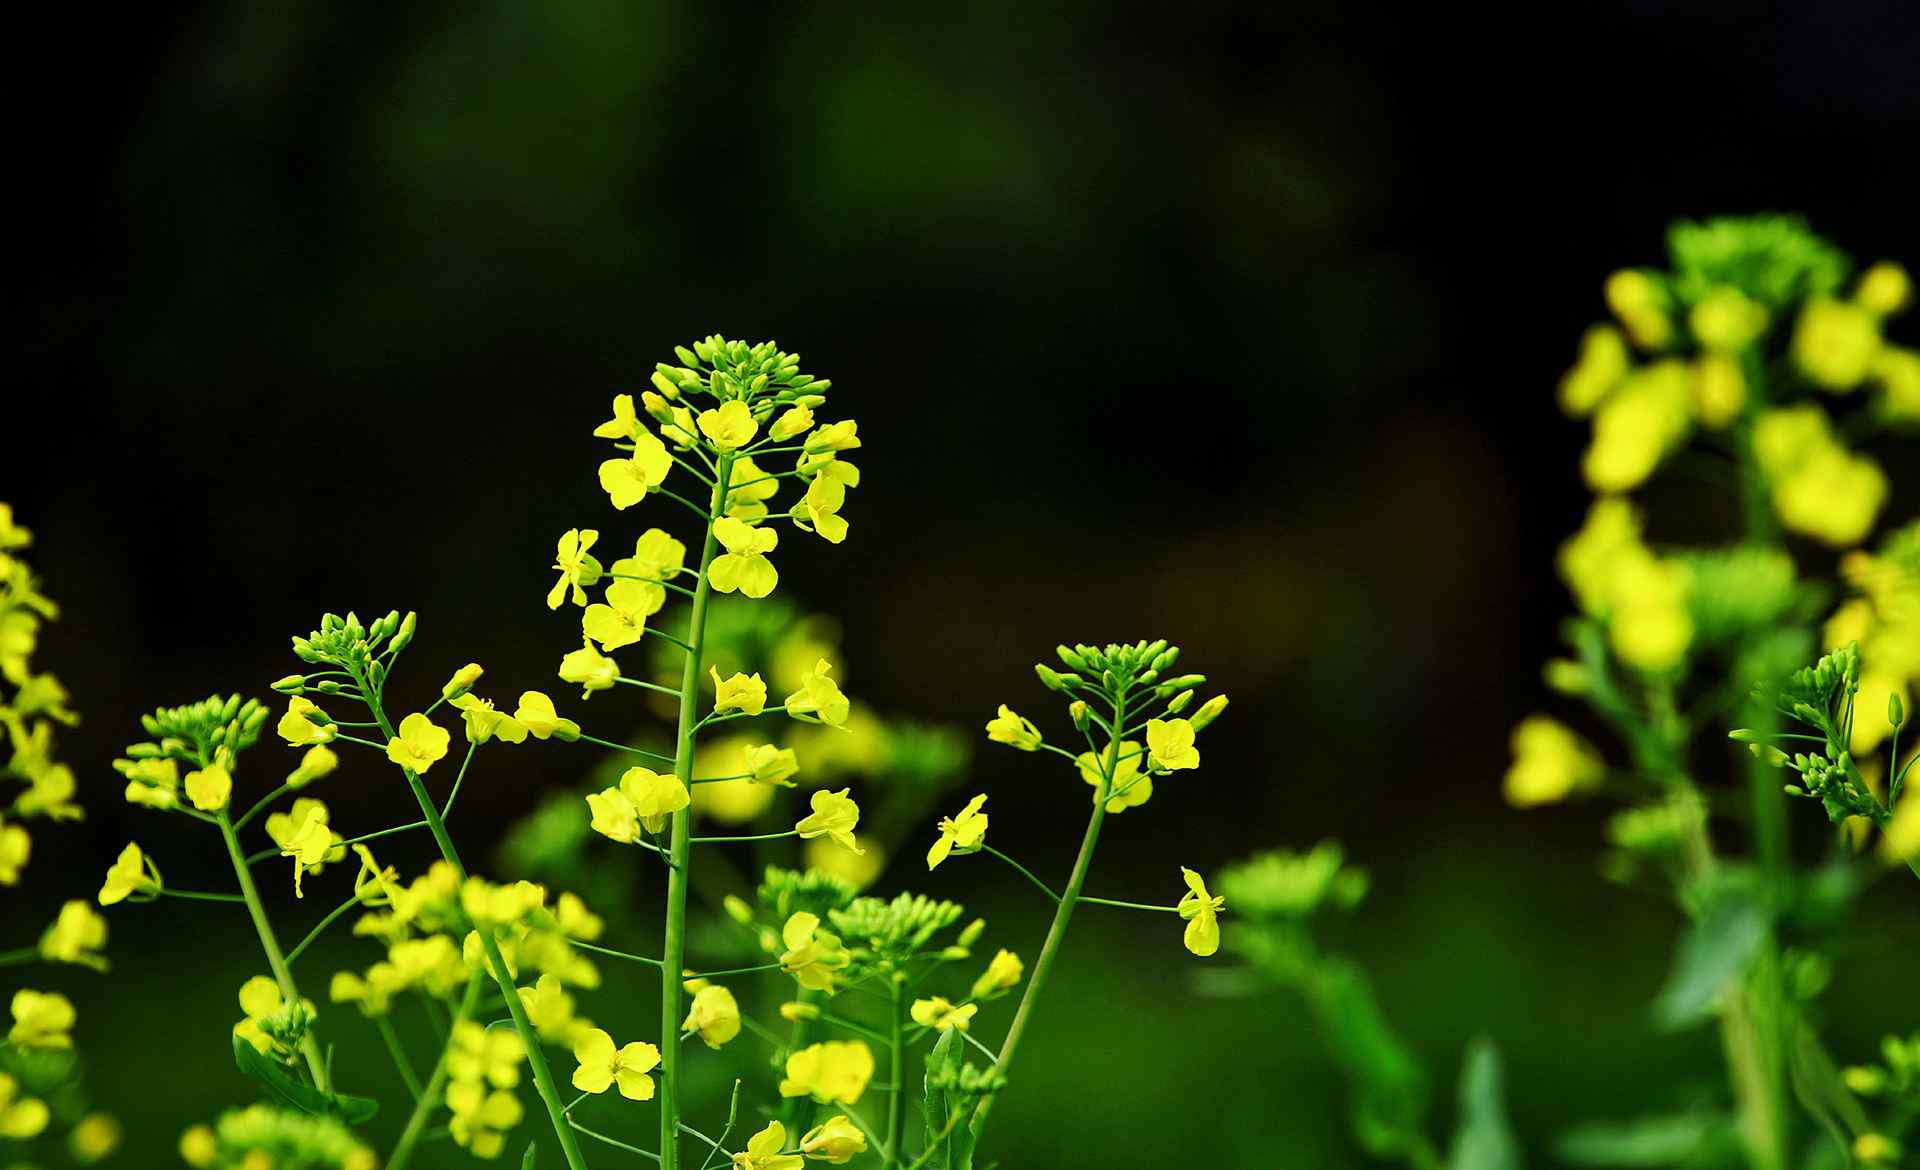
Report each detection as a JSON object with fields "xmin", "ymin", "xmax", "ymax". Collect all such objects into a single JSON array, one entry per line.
[
  {"xmin": 689, "ymin": 830, "xmax": 799, "ymax": 845},
  {"xmin": 886, "ymin": 981, "xmax": 906, "ymax": 1162},
  {"xmin": 618, "ymin": 676, "xmax": 686, "ymax": 700},
  {"xmin": 971, "ymin": 693, "xmax": 1124, "ymax": 1143},
  {"xmin": 570, "ymin": 938, "xmax": 665, "ymax": 968},
  {"xmin": 980, "ymin": 845, "xmax": 1059, "ymax": 902},
  {"xmin": 1079, "ymin": 896, "xmax": 1177, "ymax": 913},
  {"xmin": 376, "ymin": 1015, "xmax": 425, "ymax": 1102},
  {"xmin": 660, "ymin": 448, "xmax": 731, "ymax": 1170},
  {"xmin": 158, "ymin": 887, "xmax": 247, "ymax": 904},
  {"xmin": 232, "ymin": 781, "xmax": 297, "ymax": 832},
  {"xmin": 577, "ymin": 734, "xmax": 677, "ymax": 765},
  {"xmin": 216, "ymin": 811, "xmax": 331, "ymax": 1092},
  {"xmin": 441, "ymin": 742, "xmax": 477, "ymax": 818},
  {"xmin": 573, "ymin": 1121, "xmax": 663, "ymax": 1162},
  {"xmin": 902, "ymin": 1112, "xmax": 964, "ymax": 1170},
  {"xmin": 684, "ymin": 961, "xmax": 783, "ymax": 979},
  {"xmin": 0, "ymin": 947, "xmax": 40, "ymax": 968},
  {"xmin": 388, "ymin": 971, "xmax": 484, "ymax": 1170},
  {"xmin": 286, "ymin": 892, "xmax": 365, "ymax": 965}
]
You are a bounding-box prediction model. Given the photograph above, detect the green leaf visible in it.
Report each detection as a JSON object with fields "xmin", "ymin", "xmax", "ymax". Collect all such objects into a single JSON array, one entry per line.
[
  {"xmin": 1558, "ymin": 1115, "xmax": 1730, "ymax": 1166},
  {"xmin": 232, "ymin": 1035, "xmax": 379, "ymax": 1125},
  {"xmin": 1446, "ymin": 1038, "xmax": 1522, "ymax": 1170},
  {"xmin": 522, "ymin": 1141, "xmax": 539, "ymax": 1170},
  {"xmin": 920, "ymin": 1029, "xmax": 959, "ymax": 1170},
  {"xmin": 1651, "ymin": 883, "xmax": 1767, "ymax": 1031},
  {"xmin": 1306, "ymin": 958, "xmax": 1430, "ymax": 1159}
]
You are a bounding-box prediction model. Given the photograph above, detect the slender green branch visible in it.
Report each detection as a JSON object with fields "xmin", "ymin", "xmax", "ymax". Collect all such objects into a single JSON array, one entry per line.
[
  {"xmin": 684, "ymin": 960, "xmax": 784, "ymax": 979},
  {"xmin": 886, "ymin": 981, "xmax": 906, "ymax": 1162},
  {"xmin": 215, "ymin": 811, "xmax": 331, "ymax": 1092},
  {"xmin": 286, "ymin": 892, "xmax": 365, "ymax": 965},
  {"xmin": 576, "ymin": 734, "xmax": 677, "ymax": 765},
  {"xmin": 233, "ymin": 780, "xmax": 298, "ymax": 832},
  {"xmin": 376, "ymin": 1015, "xmax": 425, "ymax": 1102},
  {"xmin": 569, "ymin": 938, "xmax": 665, "ymax": 968},
  {"xmin": 689, "ymin": 830, "xmax": 798, "ymax": 845},
  {"xmin": 0, "ymin": 947, "xmax": 40, "ymax": 968},
  {"xmin": 573, "ymin": 1120, "xmax": 663, "ymax": 1161},
  {"xmin": 1079, "ymin": 896, "xmax": 1177, "ymax": 913},
  {"xmin": 158, "ymin": 887, "xmax": 247, "ymax": 904},
  {"xmin": 388, "ymin": 971, "xmax": 484, "ymax": 1170},
  {"xmin": 980, "ymin": 845, "xmax": 1059, "ymax": 902},
  {"xmin": 618, "ymin": 676, "xmax": 686, "ymax": 700}
]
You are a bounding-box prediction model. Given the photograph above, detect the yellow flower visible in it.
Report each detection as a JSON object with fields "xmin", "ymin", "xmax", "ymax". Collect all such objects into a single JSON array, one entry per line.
[
  {"xmin": 709, "ymin": 517, "xmax": 780, "ymax": 598},
  {"xmin": 909, "ymin": 996, "xmax": 977, "ymax": 1031},
  {"xmin": 698, "ymin": 400, "xmax": 759, "ymax": 450},
  {"xmin": 278, "ymin": 802, "xmax": 337, "ymax": 898},
  {"xmin": 39, "ymin": 900, "xmax": 107, "ymax": 970},
  {"xmin": 795, "ymin": 475, "xmax": 849, "ymax": 543},
  {"xmin": 1177, "ymin": 867, "xmax": 1225, "ymax": 957},
  {"xmin": 778, "ymin": 1040, "xmax": 875, "ymax": 1104},
  {"xmin": 1857, "ymin": 261, "xmax": 1912, "ymax": 316},
  {"xmin": 1556, "ymin": 497, "xmax": 1643, "ymax": 615},
  {"xmin": 450, "ymin": 693, "xmax": 528, "ymax": 746},
  {"xmin": 795, "ymin": 789, "xmax": 863, "ymax": 854},
  {"xmin": 692, "ymin": 741, "xmax": 778, "ymax": 824},
  {"xmin": 514, "ymin": 691, "xmax": 581, "ymax": 740},
  {"xmin": 285, "ymin": 745, "xmax": 338, "ymax": 788},
  {"xmin": 799, "ymin": 1116, "xmax": 867, "ymax": 1164},
  {"xmin": 559, "ymin": 639, "xmax": 620, "ymax": 698},
  {"xmin": 611, "ymin": 528, "xmax": 687, "ymax": 587},
  {"xmin": 1878, "ymin": 347, "xmax": 1920, "ymax": 419},
  {"xmin": 1855, "ymin": 1133, "xmax": 1902, "ymax": 1166},
  {"xmin": 1582, "ymin": 359, "xmax": 1692, "ymax": 491},
  {"xmin": 0, "ymin": 816, "xmax": 29, "ymax": 884},
  {"xmin": 0, "ymin": 504, "xmax": 30, "ymax": 550},
  {"xmin": 98, "ymin": 842, "xmax": 160, "ymax": 905},
  {"xmin": 447, "ymin": 1078, "xmax": 523, "ymax": 1158},
  {"xmin": 556, "ymin": 891, "xmax": 603, "ymax": 940},
  {"xmin": 0, "ymin": 1072, "xmax": 49, "ymax": 1140},
  {"xmin": 184, "ymin": 762, "xmax": 233, "ymax": 811},
  {"xmin": 778, "ymin": 912, "xmax": 850, "ymax": 992},
  {"xmin": 9, "ymin": 988, "xmax": 75, "ymax": 1049},
  {"xmin": 1604, "ymin": 548, "xmax": 1694, "ymax": 672},
  {"xmin": 746, "ymin": 743, "xmax": 800, "ymax": 784},
  {"xmin": 277, "ymin": 696, "xmax": 336, "ymax": 746},
  {"xmin": 1691, "ymin": 353, "xmax": 1746, "ymax": 429},
  {"xmin": 518, "ymin": 973, "xmax": 581, "ymax": 1043},
  {"xmin": 1794, "ymin": 295, "xmax": 1882, "ymax": 390},
  {"xmin": 984, "ymin": 704, "xmax": 1041, "ymax": 750},
  {"xmin": 970, "ymin": 949, "xmax": 1024, "ymax": 1000},
  {"xmin": 620, "ymin": 767, "xmax": 690, "ymax": 833},
  {"xmin": 1146, "ymin": 717, "xmax": 1200, "ymax": 771},
  {"xmin": 1078, "ymin": 741, "xmax": 1150, "ymax": 812},
  {"xmin": 725, "ymin": 456, "xmax": 782, "ymax": 520},
  {"xmin": 769, "ymin": 405, "xmax": 815, "ymax": 442},
  {"xmin": 70, "ymin": 1112, "xmax": 122, "ymax": 1162},
  {"xmin": 1773, "ymin": 445, "xmax": 1888, "ymax": 548},
  {"xmin": 783, "ymin": 658, "xmax": 850, "ymax": 726},
  {"xmin": 807, "ymin": 420, "xmax": 862, "ymax": 452},
  {"xmin": 0, "ymin": 610, "xmax": 37, "ymax": 684},
  {"xmin": 711, "ymin": 666, "xmax": 768, "ymax": 714},
  {"xmin": 119, "ymin": 757, "xmax": 180, "ymax": 808},
  {"xmin": 583, "ymin": 580, "xmax": 662, "ymax": 652},
  {"xmin": 1604, "ymin": 269, "xmax": 1672, "ymax": 349},
  {"xmin": 1557, "ymin": 323, "xmax": 1629, "ymax": 416},
  {"xmin": 593, "ymin": 393, "xmax": 644, "ymax": 442},
  {"xmin": 179, "ymin": 1124, "xmax": 218, "ymax": 1167},
  {"xmin": 587, "ymin": 788, "xmax": 642, "ymax": 843},
  {"xmin": 1504, "ymin": 715, "xmax": 1604, "ymax": 807},
  {"xmin": 15, "ymin": 761, "xmax": 80, "ymax": 821},
  {"xmin": 442, "ymin": 662, "xmax": 485, "ymax": 700},
  {"xmin": 682, "ymin": 983, "xmax": 740, "ymax": 1049},
  {"xmin": 733, "ymin": 1121, "xmax": 805, "ymax": 1170},
  {"xmin": 570, "ymin": 1028, "xmax": 660, "ymax": 1100},
  {"xmin": 598, "ymin": 433, "xmax": 674, "ymax": 509},
  {"xmin": 449, "ymin": 1018, "xmax": 525, "ymax": 1088},
  {"xmin": 386, "ymin": 712, "xmax": 451, "ymax": 774},
  {"xmin": 926, "ymin": 794, "xmax": 988, "ymax": 870},
  {"xmin": 1688, "ymin": 286, "xmax": 1769, "ymax": 351},
  {"xmin": 266, "ymin": 798, "xmax": 344, "ymax": 879},
  {"xmin": 548, "ymin": 528, "xmax": 603, "ymax": 609}
]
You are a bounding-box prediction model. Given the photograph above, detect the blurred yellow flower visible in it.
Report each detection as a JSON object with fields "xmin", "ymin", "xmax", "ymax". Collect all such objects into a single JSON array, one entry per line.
[
  {"xmin": 1505, "ymin": 715, "xmax": 1604, "ymax": 807},
  {"xmin": 778, "ymin": 1039, "xmax": 874, "ymax": 1104},
  {"xmin": 9, "ymin": 988, "xmax": 75, "ymax": 1049},
  {"xmin": 39, "ymin": 900, "xmax": 107, "ymax": 970},
  {"xmin": 909, "ymin": 996, "xmax": 977, "ymax": 1031},
  {"xmin": 1794, "ymin": 296, "xmax": 1882, "ymax": 390}
]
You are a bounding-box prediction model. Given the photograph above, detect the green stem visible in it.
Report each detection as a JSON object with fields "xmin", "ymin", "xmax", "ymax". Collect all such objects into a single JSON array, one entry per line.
[
  {"xmin": 215, "ymin": 811, "xmax": 330, "ymax": 1092},
  {"xmin": 969, "ymin": 695, "xmax": 1123, "ymax": 1142},
  {"xmin": 376, "ymin": 1014, "xmax": 425, "ymax": 1102},
  {"xmin": 661, "ymin": 449, "xmax": 732, "ymax": 1170},
  {"xmin": 0, "ymin": 947, "xmax": 40, "ymax": 968},
  {"xmin": 388, "ymin": 971, "xmax": 484, "ymax": 1170},
  {"xmin": 886, "ymin": 980, "xmax": 906, "ymax": 1165},
  {"xmin": 286, "ymin": 892, "xmax": 365, "ymax": 966},
  {"xmin": 356, "ymin": 675, "xmax": 591, "ymax": 1170},
  {"xmin": 1078, "ymin": 896, "xmax": 1177, "ymax": 913}
]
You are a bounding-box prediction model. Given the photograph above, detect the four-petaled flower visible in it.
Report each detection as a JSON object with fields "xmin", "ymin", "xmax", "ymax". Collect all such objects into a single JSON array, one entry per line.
[
  {"xmin": 547, "ymin": 528, "xmax": 603, "ymax": 610},
  {"xmin": 598, "ymin": 433, "xmax": 674, "ymax": 509},
  {"xmin": 385, "ymin": 712, "xmax": 451, "ymax": 774},
  {"xmin": 97, "ymin": 842, "xmax": 160, "ymax": 906},
  {"xmin": 278, "ymin": 696, "xmax": 336, "ymax": 746},
  {"xmin": 1077, "ymin": 740, "xmax": 1151, "ymax": 813},
  {"xmin": 450, "ymin": 693, "xmax": 528, "ymax": 745},
  {"xmin": 909, "ymin": 996, "xmax": 977, "ymax": 1032},
  {"xmin": 985, "ymin": 704, "xmax": 1041, "ymax": 751},
  {"xmin": 1177, "ymin": 867, "xmax": 1226, "ymax": 957},
  {"xmin": 711, "ymin": 667, "xmax": 768, "ymax": 715},
  {"xmin": 8, "ymin": 989, "xmax": 74, "ymax": 1050},
  {"xmin": 794, "ymin": 475, "xmax": 849, "ymax": 544},
  {"xmin": 777, "ymin": 911, "xmax": 850, "ymax": 992},
  {"xmin": 732, "ymin": 1121, "xmax": 804, "ymax": 1170},
  {"xmin": 559, "ymin": 640, "xmax": 620, "ymax": 697},
  {"xmin": 682, "ymin": 982, "xmax": 741, "ymax": 1050},
  {"xmin": 778, "ymin": 1039, "xmax": 874, "ymax": 1104},
  {"xmin": 799, "ymin": 1115, "xmax": 867, "ymax": 1164},
  {"xmin": 183, "ymin": 762, "xmax": 232, "ymax": 812},
  {"xmin": 698, "ymin": 400, "xmax": 759, "ymax": 450},
  {"xmin": 783, "ymin": 659, "xmax": 850, "ymax": 726},
  {"xmin": 926, "ymin": 794, "xmax": 988, "ymax": 869},
  {"xmin": 709, "ymin": 517, "xmax": 780, "ymax": 598},
  {"xmin": 620, "ymin": 767, "xmax": 690, "ymax": 833},
  {"xmin": 1146, "ymin": 717, "xmax": 1200, "ymax": 771},
  {"xmin": 570, "ymin": 1028, "xmax": 661, "ymax": 1100},
  {"xmin": 514, "ymin": 691, "xmax": 581, "ymax": 741},
  {"xmin": 582, "ymin": 580, "xmax": 662, "ymax": 652},
  {"xmin": 795, "ymin": 789, "xmax": 863, "ymax": 854}
]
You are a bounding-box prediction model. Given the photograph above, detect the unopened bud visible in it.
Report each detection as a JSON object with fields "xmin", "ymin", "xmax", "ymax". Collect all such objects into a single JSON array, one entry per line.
[
  {"xmin": 1190, "ymin": 694, "xmax": 1229, "ymax": 731},
  {"xmin": 272, "ymin": 674, "xmax": 307, "ymax": 695},
  {"xmin": 442, "ymin": 663, "xmax": 485, "ymax": 701}
]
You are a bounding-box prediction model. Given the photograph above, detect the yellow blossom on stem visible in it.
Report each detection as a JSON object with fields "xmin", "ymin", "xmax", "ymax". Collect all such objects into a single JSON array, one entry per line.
[
  {"xmin": 698, "ymin": 400, "xmax": 759, "ymax": 450},
  {"xmin": 984, "ymin": 704, "xmax": 1041, "ymax": 750},
  {"xmin": 1794, "ymin": 295, "xmax": 1882, "ymax": 390},
  {"xmin": 795, "ymin": 788, "xmax": 863, "ymax": 854},
  {"xmin": 278, "ymin": 803, "xmax": 336, "ymax": 898},
  {"xmin": 768, "ymin": 405, "xmax": 814, "ymax": 442},
  {"xmin": 441, "ymin": 663, "xmax": 484, "ymax": 701},
  {"xmin": 570, "ymin": 1028, "xmax": 660, "ymax": 1100},
  {"xmin": 385, "ymin": 712, "xmax": 451, "ymax": 774},
  {"xmin": 620, "ymin": 766, "xmax": 690, "ymax": 833},
  {"xmin": 1145, "ymin": 717, "xmax": 1200, "ymax": 771},
  {"xmin": 709, "ymin": 517, "xmax": 780, "ymax": 598},
  {"xmin": 682, "ymin": 983, "xmax": 741, "ymax": 1049},
  {"xmin": 586, "ymin": 788, "xmax": 642, "ymax": 844},
  {"xmin": 799, "ymin": 1115, "xmax": 867, "ymax": 1164},
  {"xmin": 184, "ymin": 762, "xmax": 233, "ymax": 811},
  {"xmin": 1078, "ymin": 741, "xmax": 1150, "ymax": 812},
  {"xmin": 1177, "ymin": 867, "xmax": 1225, "ymax": 957},
  {"xmin": 0, "ymin": 816, "xmax": 29, "ymax": 884},
  {"xmin": 118, "ymin": 757, "xmax": 180, "ymax": 809},
  {"xmin": 449, "ymin": 1018, "xmax": 525, "ymax": 1088},
  {"xmin": 547, "ymin": 528, "xmax": 603, "ymax": 610},
  {"xmin": 285, "ymin": 745, "xmax": 337, "ymax": 788},
  {"xmin": 39, "ymin": 900, "xmax": 107, "ymax": 970},
  {"xmin": 711, "ymin": 666, "xmax": 768, "ymax": 714},
  {"xmin": 447, "ymin": 1079, "xmax": 524, "ymax": 1158},
  {"xmin": 927, "ymin": 794, "xmax": 988, "ymax": 870},
  {"xmin": 745, "ymin": 743, "xmax": 800, "ymax": 785},
  {"xmin": 971, "ymin": 949, "xmax": 1024, "ymax": 1000},
  {"xmin": 450, "ymin": 693, "xmax": 528, "ymax": 746},
  {"xmin": 783, "ymin": 658, "xmax": 850, "ymax": 726},
  {"xmin": 277, "ymin": 696, "xmax": 336, "ymax": 746},
  {"xmin": 583, "ymin": 580, "xmax": 662, "ymax": 652},
  {"xmin": 909, "ymin": 996, "xmax": 977, "ymax": 1031},
  {"xmin": 733, "ymin": 1121, "xmax": 804, "ymax": 1170},
  {"xmin": 794, "ymin": 475, "xmax": 849, "ymax": 543},
  {"xmin": 1504, "ymin": 715, "xmax": 1604, "ymax": 807},
  {"xmin": 610, "ymin": 528, "xmax": 686, "ymax": 583},
  {"xmin": 97, "ymin": 842, "xmax": 160, "ymax": 906},
  {"xmin": 513, "ymin": 690, "xmax": 581, "ymax": 740},
  {"xmin": 9, "ymin": 989, "xmax": 75, "ymax": 1049},
  {"xmin": 778, "ymin": 1039, "xmax": 874, "ymax": 1104},
  {"xmin": 0, "ymin": 1072, "xmax": 49, "ymax": 1139},
  {"xmin": 778, "ymin": 912, "xmax": 850, "ymax": 992},
  {"xmin": 592, "ymin": 393, "xmax": 644, "ymax": 442},
  {"xmin": 807, "ymin": 420, "xmax": 861, "ymax": 452},
  {"xmin": 559, "ymin": 639, "xmax": 620, "ymax": 698},
  {"xmin": 598, "ymin": 433, "xmax": 674, "ymax": 509}
]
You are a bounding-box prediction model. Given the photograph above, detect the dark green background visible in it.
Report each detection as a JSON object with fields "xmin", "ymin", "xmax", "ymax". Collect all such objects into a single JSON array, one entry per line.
[{"xmin": 9, "ymin": 2, "xmax": 1920, "ymax": 1164}]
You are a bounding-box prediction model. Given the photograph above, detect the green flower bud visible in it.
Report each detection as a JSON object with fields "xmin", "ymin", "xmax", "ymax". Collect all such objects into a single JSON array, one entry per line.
[
  {"xmin": 442, "ymin": 663, "xmax": 484, "ymax": 701},
  {"xmin": 957, "ymin": 918, "xmax": 986, "ymax": 947},
  {"xmin": 390, "ymin": 611, "xmax": 418, "ymax": 654},
  {"xmin": 1035, "ymin": 664, "xmax": 1074, "ymax": 692},
  {"xmin": 1069, "ymin": 700, "xmax": 1090, "ymax": 731},
  {"xmin": 1190, "ymin": 694, "xmax": 1230, "ymax": 731},
  {"xmin": 1165, "ymin": 690, "xmax": 1194, "ymax": 714},
  {"xmin": 271, "ymin": 674, "xmax": 307, "ymax": 695},
  {"xmin": 1056, "ymin": 645, "xmax": 1089, "ymax": 672},
  {"xmin": 722, "ymin": 895, "xmax": 755, "ymax": 926},
  {"xmin": 1892, "ymin": 692, "xmax": 1907, "ymax": 729}
]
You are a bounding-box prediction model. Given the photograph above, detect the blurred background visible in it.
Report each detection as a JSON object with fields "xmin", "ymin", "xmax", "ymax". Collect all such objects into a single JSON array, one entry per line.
[{"xmin": 8, "ymin": 1, "xmax": 1920, "ymax": 1164}]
